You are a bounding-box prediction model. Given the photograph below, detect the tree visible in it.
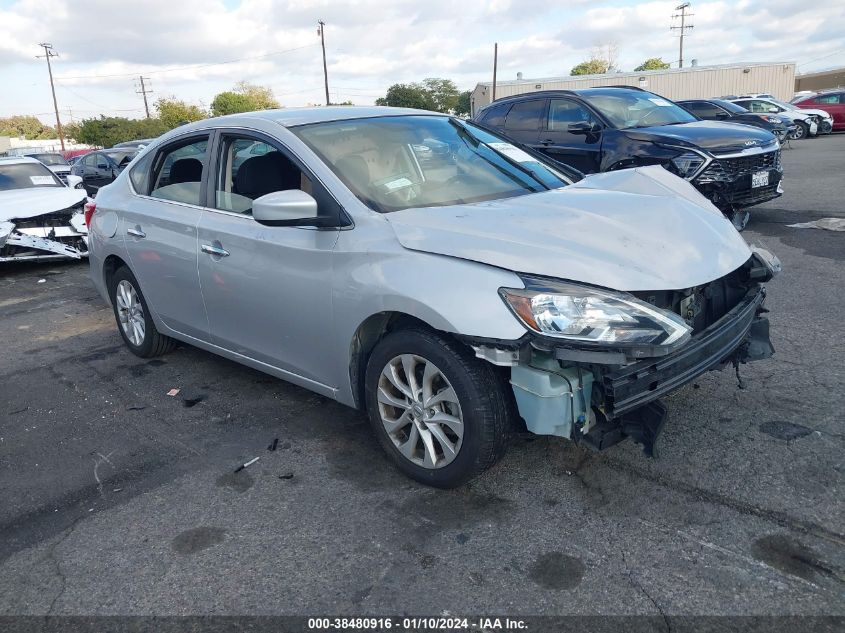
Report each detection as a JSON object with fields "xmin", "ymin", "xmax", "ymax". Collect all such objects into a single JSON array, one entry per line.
[
  {"xmin": 376, "ymin": 83, "xmax": 436, "ymax": 110},
  {"xmin": 210, "ymin": 91, "xmax": 255, "ymax": 116},
  {"xmin": 634, "ymin": 58, "xmax": 670, "ymax": 71},
  {"xmin": 72, "ymin": 116, "xmax": 169, "ymax": 148},
  {"xmin": 234, "ymin": 81, "xmax": 280, "ymax": 110},
  {"xmin": 155, "ymin": 97, "xmax": 207, "ymax": 129},
  {"xmin": 0, "ymin": 115, "xmax": 56, "ymax": 140},
  {"xmin": 570, "ymin": 58, "xmax": 611, "ymax": 76},
  {"xmin": 421, "ymin": 78, "xmax": 460, "ymax": 113},
  {"xmin": 455, "ymin": 91, "xmax": 472, "ymax": 117}
]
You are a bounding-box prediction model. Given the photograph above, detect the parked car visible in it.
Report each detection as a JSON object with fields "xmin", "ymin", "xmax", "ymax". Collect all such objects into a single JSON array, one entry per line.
[
  {"xmin": 728, "ymin": 96, "xmax": 833, "ymax": 137},
  {"xmin": 112, "ymin": 138, "xmax": 156, "ymax": 150},
  {"xmin": 25, "ymin": 152, "xmax": 73, "ymax": 185},
  {"xmin": 474, "ymin": 87, "xmax": 783, "ymax": 229},
  {"xmin": 87, "ymin": 107, "xmax": 779, "ymax": 488},
  {"xmin": 70, "ymin": 149, "xmax": 138, "ymax": 196},
  {"xmin": 790, "ymin": 89, "xmax": 845, "ymax": 131},
  {"xmin": 676, "ymin": 99, "xmax": 796, "ymax": 142},
  {"xmin": 0, "ymin": 156, "xmax": 89, "ymax": 262}
]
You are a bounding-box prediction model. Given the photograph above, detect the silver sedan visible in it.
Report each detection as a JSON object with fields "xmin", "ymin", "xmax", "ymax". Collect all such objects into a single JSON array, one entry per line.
[{"xmin": 88, "ymin": 106, "xmax": 777, "ymax": 487}]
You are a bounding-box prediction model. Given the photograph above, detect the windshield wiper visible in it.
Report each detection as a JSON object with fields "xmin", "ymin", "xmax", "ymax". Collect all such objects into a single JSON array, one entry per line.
[{"xmin": 449, "ymin": 119, "xmax": 549, "ymax": 191}]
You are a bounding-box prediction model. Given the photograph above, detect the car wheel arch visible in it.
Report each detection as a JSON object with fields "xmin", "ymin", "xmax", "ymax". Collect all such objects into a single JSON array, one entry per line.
[{"xmin": 103, "ymin": 254, "xmax": 130, "ymax": 303}]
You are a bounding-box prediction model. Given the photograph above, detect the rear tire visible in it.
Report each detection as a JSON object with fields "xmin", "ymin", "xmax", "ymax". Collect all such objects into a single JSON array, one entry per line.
[
  {"xmin": 109, "ymin": 266, "xmax": 176, "ymax": 358},
  {"xmin": 364, "ymin": 328, "xmax": 510, "ymax": 488}
]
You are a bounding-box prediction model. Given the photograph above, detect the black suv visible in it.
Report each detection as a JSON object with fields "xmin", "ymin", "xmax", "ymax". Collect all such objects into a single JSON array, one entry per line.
[{"xmin": 473, "ymin": 87, "xmax": 783, "ymax": 229}]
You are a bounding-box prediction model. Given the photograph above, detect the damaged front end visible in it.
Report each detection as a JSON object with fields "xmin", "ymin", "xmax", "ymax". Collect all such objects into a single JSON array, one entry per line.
[
  {"xmin": 0, "ymin": 202, "xmax": 89, "ymax": 263},
  {"xmin": 471, "ymin": 250, "xmax": 778, "ymax": 457}
]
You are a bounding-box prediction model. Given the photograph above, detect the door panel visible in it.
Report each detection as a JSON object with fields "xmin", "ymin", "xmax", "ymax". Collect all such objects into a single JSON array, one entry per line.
[{"xmin": 196, "ymin": 214, "xmax": 338, "ymax": 384}]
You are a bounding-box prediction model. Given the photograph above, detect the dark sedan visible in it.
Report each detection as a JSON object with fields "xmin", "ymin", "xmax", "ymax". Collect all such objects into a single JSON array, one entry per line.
[
  {"xmin": 70, "ymin": 149, "xmax": 138, "ymax": 196},
  {"xmin": 677, "ymin": 99, "xmax": 795, "ymax": 141}
]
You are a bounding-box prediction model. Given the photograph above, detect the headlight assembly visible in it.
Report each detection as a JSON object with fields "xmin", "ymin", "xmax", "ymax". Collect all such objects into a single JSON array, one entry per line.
[
  {"xmin": 666, "ymin": 151, "xmax": 707, "ymax": 180},
  {"xmin": 500, "ymin": 279, "xmax": 692, "ymax": 355}
]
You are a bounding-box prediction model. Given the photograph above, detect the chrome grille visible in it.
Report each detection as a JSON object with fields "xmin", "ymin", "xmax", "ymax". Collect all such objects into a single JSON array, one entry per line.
[{"xmin": 696, "ymin": 148, "xmax": 781, "ymax": 184}]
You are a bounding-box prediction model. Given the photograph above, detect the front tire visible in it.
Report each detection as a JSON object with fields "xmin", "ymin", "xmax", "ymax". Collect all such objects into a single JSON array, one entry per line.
[
  {"xmin": 109, "ymin": 266, "xmax": 176, "ymax": 358},
  {"xmin": 791, "ymin": 121, "xmax": 809, "ymax": 140},
  {"xmin": 364, "ymin": 328, "xmax": 510, "ymax": 488}
]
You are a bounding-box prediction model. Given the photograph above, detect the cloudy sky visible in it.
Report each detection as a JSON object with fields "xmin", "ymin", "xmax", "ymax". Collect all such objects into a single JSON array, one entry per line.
[{"xmin": 1, "ymin": 0, "xmax": 843, "ymax": 124}]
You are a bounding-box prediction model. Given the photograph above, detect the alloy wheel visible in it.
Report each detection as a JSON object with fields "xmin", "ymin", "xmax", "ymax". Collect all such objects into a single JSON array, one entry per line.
[
  {"xmin": 376, "ymin": 354, "xmax": 464, "ymax": 469},
  {"xmin": 116, "ymin": 280, "xmax": 145, "ymax": 346},
  {"xmin": 791, "ymin": 125, "xmax": 806, "ymax": 140}
]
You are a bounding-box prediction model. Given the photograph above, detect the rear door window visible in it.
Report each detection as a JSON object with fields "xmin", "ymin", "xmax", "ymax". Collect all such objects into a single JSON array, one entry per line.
[
  {"xmin": 504, "ymin": 100, "xmax": 546, "ymax": 131},
  {"xmin": 478, "ymin": 103, "xmax": 511, "ymax": 128},
  {"xmin": 149, "ymin": 137, "xmax": 209, "ymax": 206}
]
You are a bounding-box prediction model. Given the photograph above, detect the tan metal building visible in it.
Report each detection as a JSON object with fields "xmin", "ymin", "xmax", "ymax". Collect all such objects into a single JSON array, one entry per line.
[
  {"xmin": 795, "ymin": 67, "xmax": 845, "ymax": 92},
  {"xmin": 471, "ymin": 62, "xmax": 796, "ymax": 116}
]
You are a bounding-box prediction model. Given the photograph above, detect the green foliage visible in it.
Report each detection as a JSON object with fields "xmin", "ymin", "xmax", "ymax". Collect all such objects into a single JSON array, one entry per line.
[
  {"xmin": 0, "ymin": 115, "xmax": 57, "ymax": 140},
  {"xmin": 455, "ymin": 91, "xmax": 472, "ymax": 117},
  {"xmin": 155, "ymin": 97, "xmax": 207, "ymax": 129},
  {"xmin": 375, "ymin": 78, "xmax": 463, "ymax": 113},
  {"xmin": 71, "ymin": 116, "xmax": 170, "ymax": 148},
  {"xmin": 570, "ymin": 58, "xmax": 611, "ymax": 76},
  {"xmin": 634, "ymin": 58, "xmax": 670, "ymax": 72},
  {"xmin": 210, "ymin": 82, "xmax": 280, "ymax": 117}
]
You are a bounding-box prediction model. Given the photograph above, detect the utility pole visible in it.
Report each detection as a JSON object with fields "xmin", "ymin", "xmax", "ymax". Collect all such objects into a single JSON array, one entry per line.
[
  {"xmin": 318, "ymin": 20, "xmax": 330, "ymax": 106},
  {"xmin": 37, "ymin": 43, "xmax": 64, "ymax": 151},
  {"xmin": 670, "ymin": 3, "xmax": 694, "ymax": 68},
  {"xmin": 136, "ymin": 76, "xmax": 153, "ymax": 118},
  {"xmin": 492, "ymin": 42, "xmax": 498, "ymax": 102}
]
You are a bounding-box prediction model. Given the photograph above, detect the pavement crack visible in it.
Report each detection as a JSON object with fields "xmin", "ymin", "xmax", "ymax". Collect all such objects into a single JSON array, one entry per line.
[
  {"xmin": 621, "ymin": 548, "xmax": 671, "ymax": 633},
  {"xmin": 44, "ymin": 514, "xmax": 85, "ymax": 615}
]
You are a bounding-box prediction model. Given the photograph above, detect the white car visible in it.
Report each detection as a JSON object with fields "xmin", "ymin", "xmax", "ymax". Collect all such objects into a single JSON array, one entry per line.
[
  {"xmin": 0, "ymin": 156, "xmax": 90, "ymax": 262},
  {"xmin": 729, "ymin": 96, "xmax": 833, "ymax": 138}
]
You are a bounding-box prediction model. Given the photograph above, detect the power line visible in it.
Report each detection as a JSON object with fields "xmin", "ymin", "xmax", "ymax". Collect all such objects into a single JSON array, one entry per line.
[
  {"xmin": 55, "ymin": 43, "xmax": 319, "ymax": 81},
  {"xmin": 36, "ymin": 43, "xmax": 65, "ymax": 151}
]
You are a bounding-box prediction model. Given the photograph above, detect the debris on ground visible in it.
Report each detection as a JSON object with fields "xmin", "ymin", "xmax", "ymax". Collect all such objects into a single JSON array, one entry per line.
[
  {"xmin": 37, "ymin": 279, "xmax": 46, "ymax": 283},
  {"xmin": 234, "ymin": 456, "xmax": 260, "ymax": 473},
  {"xmin": 268, "ymin": 438, "xmax": 279, "ymax": 451},
  {"xmin": 126, "ymin": 405, "xmax": 146, "ymax": 411},
  {"xmin": 166, "ymin": 388, "xmax": 180, "ymax": 397},
  {"xmin": 278, "ymin": 472, "xmax": 294, "ymax": 480},
  {"xmin": 788, "ymin": 218, "xmax": 845, "ymax": 231}
]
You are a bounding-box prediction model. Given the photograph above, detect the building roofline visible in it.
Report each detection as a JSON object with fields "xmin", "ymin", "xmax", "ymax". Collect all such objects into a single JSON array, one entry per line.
[{"xmin": 474, "ymin": 61, "xmax": 796, "ymax": 89}]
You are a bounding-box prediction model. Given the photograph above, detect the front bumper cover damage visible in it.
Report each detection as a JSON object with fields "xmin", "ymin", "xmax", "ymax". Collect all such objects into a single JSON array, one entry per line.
[
  {"xmin": 0, "ymin": 210, "xmax": 88, "ymax": 263},
  {"xmin": 470, "ymin": 282, "xmax": 774, "ymax": 458}
]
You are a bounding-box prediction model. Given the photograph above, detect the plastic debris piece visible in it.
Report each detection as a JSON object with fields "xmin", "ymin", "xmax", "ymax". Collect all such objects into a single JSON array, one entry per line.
[
  {"xmin": 37, "ymin": 279, "xmax": 46, "ymax": 284},
  {"xmin": 268, "ymin": 438, "xmax": 279, "ymax": 451},
  {"xmin": 166, "ymin": 388, "xmax": 180, "ymax": 397},
  {"xmin": 234, "ymin": 456, "xmax": 260, "ymax": 473},
  {"xmin": 278, "ymin": 472, "xmax": 294, "ymax": 480}
]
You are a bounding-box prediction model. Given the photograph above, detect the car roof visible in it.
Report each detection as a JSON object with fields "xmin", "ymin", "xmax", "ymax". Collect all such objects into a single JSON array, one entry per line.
[
  {"xmin": 483, "ymin": 86, "xmax": 655, "ymax": 107},
  {"xmin": 0, "ymin": 156, "xmax": 43, "ymax": 165}
]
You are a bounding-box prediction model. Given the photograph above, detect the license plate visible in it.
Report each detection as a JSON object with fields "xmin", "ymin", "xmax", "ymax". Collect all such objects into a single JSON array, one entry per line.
[{"xmin": 751, "ymin": 171, "xmax": 769, "ymax": 188}]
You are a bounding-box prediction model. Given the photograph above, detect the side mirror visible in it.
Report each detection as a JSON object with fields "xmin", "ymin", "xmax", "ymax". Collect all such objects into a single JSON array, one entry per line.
[
  {"xmin": 66, "ymin": 174, "xmax": 83, "ymax": 189},
  {"xmin": 253, "ymin": 190, "xmax": 329, "ymax": 227},
  {"xmin": 567, "ymin": 121, "xmax": 597, "ymax": 134},
  {"xmin": 768, "ymin": 107, "xmax": 779, "ymax": 113}
]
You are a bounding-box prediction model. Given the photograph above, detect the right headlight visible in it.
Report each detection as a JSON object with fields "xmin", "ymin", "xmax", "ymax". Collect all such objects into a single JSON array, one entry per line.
[
  {"xmin": 667, "ymin": 151, "xmax": 707, "ymax": 180},
  {"xmin": 500, "ymin": 279, "xmax": 692, "ymax": 354}
]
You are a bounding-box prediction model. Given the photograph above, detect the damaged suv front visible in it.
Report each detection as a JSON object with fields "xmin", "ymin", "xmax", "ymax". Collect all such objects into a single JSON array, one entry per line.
[
  {"xmin": 484, "ymin": 248, "xmax": 778, "ymax": 457},
  {"xmin": 0, "ymin": 156, "xmax": 89, "ymax": 263}
]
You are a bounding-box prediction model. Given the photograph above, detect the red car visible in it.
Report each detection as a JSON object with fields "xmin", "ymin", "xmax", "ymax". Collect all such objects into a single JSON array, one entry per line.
[{"xmin": 791, "ymin": 90, "xmax": 845, "ymax": 131}]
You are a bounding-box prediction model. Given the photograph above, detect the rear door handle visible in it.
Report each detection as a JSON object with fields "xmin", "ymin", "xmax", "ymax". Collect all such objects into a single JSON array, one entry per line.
[
  {"xmin": 201, "ymin": 244, "xmax": 230, "ymax": 257},
  {"xmin": 127, "ymin": 227, "xmax": 146, "ymax": 238}
]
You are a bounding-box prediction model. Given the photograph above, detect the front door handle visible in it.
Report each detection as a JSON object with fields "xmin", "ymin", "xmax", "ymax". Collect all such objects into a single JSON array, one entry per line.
[
  {"xmin": 127, "ymin": 227, "xmax": 146, "ymax": 238},
  {"xmin": 201, "ymin": 244, "xmax": 230, "ymax": 257}
]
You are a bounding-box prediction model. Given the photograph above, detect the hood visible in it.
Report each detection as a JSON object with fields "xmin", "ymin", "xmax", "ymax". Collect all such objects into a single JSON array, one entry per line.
[
  {"xmin": 0, "ymin": 187, "xmax": 87, "ymax": 222},
  {"xmin": 791, "ymin": 107, "xmax": 832, "ymax": 119},
  {"xmin": 623, "ymin": 120, "xmax": 776, "ymax": 153},
  {"xmin": 386, "ymin": 166, "xmax": 751, "ymax": 292}
]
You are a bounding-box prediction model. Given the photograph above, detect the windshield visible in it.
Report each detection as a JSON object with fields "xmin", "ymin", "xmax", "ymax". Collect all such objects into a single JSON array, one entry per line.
[
  {"xmin": 293, "ymin": 115, "xmax": 571, "ymax": 213},
  {"xmin": 106, "ymin": 151, "xmax": 138, "ymax": 167},
  {"xmin": 586, "ymin": 91, "xmax": 697, "ymax": 129},
  {"xmin": 713, "ymin": 99, "xmax": 748, "ymax": 114},
  {"xmin": 0, "ymin": 162, "xmax": 63, "ymax": 191},
  {"xmin": 29, "ymin": 153, "xmax": 68, "ymax": 166}
]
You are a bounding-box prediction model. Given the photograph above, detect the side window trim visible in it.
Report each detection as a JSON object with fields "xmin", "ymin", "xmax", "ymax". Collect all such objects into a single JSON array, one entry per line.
[{"xmin": 204, "ymin": 126, "xmax": 352, "ymax": 227}]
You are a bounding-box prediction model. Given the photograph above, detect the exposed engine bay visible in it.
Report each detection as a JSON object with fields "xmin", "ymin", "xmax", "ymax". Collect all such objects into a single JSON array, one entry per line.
[{"xmin": 0, "ymin": 202, "xmax": 89, "ymax": 262}]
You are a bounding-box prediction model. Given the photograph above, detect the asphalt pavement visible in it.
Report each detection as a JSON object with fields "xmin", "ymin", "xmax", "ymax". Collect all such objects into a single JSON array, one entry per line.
[{"xmin": 0, "ymin": 134, "xmax": 842, "ymax": 623}]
